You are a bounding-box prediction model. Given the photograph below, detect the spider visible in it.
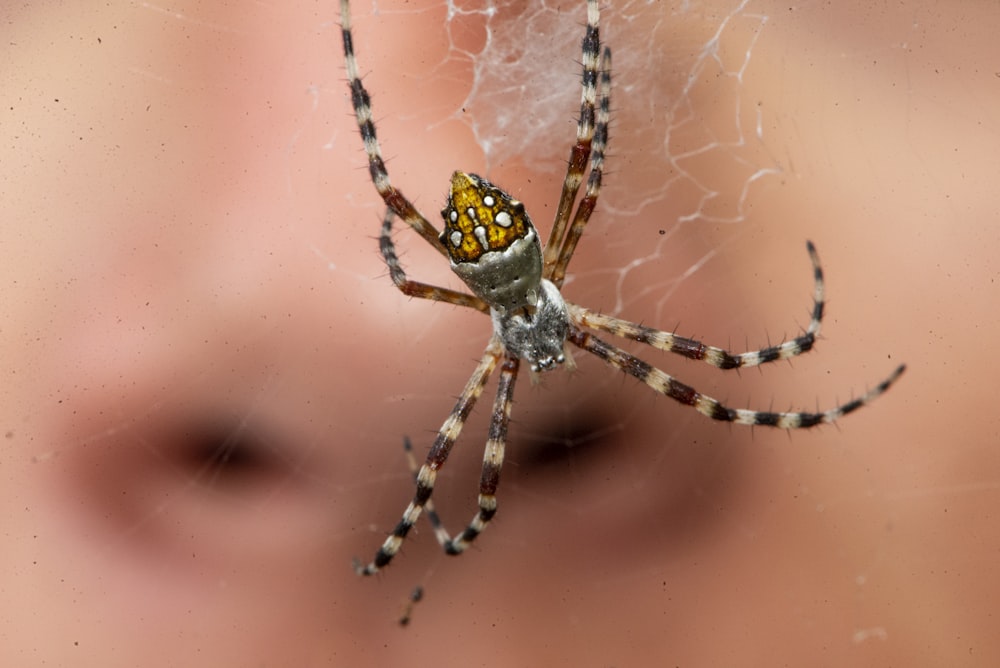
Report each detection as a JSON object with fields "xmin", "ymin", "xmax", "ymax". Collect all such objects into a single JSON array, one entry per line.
[{"xmin": 339, "ymin": 0, "xmax": 905, "ymax": 576}]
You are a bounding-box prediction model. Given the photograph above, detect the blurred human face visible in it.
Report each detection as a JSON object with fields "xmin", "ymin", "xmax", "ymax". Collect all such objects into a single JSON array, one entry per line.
[{"xmin": 2, "ymin": 1, "xmax": 997, "ymax": 666}]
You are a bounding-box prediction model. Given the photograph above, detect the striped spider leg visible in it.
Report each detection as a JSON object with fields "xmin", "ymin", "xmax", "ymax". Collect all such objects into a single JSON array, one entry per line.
[
  {"xmin": 564, "ymin": 241, "xmax": 906, "ymax": 427},
  {"xmin": 340, "ymin": 0, "xmax": 605, "ymax": 576},
  {"xmin": 340, "ymin": 0, "xmax": 906, "ymax": 580}
]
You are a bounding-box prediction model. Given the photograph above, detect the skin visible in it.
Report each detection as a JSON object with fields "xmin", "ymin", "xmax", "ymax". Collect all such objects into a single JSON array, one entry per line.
[{"xmin": 2, "ymin": 0, "xmax": 997, "ymax": 665}]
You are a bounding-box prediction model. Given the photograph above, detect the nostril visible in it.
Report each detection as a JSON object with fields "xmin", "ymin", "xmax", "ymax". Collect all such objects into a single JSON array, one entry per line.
[{"xmin": 171, "ymin": 419, "xmax": 283, "ymax": 489}]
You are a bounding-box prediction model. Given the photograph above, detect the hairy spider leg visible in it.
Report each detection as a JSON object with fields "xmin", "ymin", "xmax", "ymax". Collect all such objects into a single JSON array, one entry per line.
[
  {"xmin": 551, "ymin": 47, "xmax": 613, "ymax": 287},
  {"xmin": 340, "ymin": 0, "xmax": 447, "ymax": 256},
  {"xmin": 542, "ymin": 0, "xmax": 602, "ymax": 280},
  {"xmin": 379, "ymin": 207, "xmax": 488, "ymax": 312},
  {"xmin": 567, "ymin": 324, "xmax": 906, "ymax": 428},
  {"xmin": 567, "ymin": 241, "xmax": 827, "ymax": 369},
  {"xmin": 353, "ymin": 339, "xmax": 505, "ymax": 575}
]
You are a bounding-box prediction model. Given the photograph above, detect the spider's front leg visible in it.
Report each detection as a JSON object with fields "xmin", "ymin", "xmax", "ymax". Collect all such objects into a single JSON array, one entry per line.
[
  {"xmin": 354, "ymin": 339, "xmax": 504, "ymax": 575},
  {"xmin": 394, "ymin": 361, "xmax": 521, "ymax": 557},
  {"xmin": 423, "ymin": 354, "xmax": 520, "ymax": 555}
]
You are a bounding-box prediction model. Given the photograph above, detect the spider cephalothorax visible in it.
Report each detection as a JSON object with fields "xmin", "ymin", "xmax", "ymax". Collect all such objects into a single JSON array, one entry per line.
[
  {"xmin": 339, "ymin": 0, "xmax": 905, "ymax": 580},
  {"xmin": 442, "ymin": 171, "xmax": 566, "ymax": 371}
]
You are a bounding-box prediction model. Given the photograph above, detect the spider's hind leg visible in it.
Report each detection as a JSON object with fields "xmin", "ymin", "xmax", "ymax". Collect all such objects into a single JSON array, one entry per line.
[
  {"xmin": 567, "ymin": 241, "xmax": 827, "ymax": 370},
  {"xmin": 378, "ymin": 207, "xmax": 489, "ymax": 313},
  {"xmin": 339, "ymin": 0, "xmax": 448, "ymax": 255},
  {"xmin": 542, "ymin": 0, "xmax": 602, "ymax": 279},
  {"xmin": 551, "ymin": 46, "xmax": 613, "ymax": 287}
]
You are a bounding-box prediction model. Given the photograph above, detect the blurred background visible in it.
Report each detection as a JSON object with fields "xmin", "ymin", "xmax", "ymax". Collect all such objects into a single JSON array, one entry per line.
[{"xmin": 2, "ymin": 0, "xmax": 997, "ymax": 665}]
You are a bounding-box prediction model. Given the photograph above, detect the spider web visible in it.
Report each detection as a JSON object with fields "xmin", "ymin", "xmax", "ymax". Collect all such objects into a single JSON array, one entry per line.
[
  {"xmin": 363, "ymin": 0, "xmax": 781, "ymax": 314},
  {"xmin": 401, "ymin": 0, "xmax": 786, "ymax": 511}
]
